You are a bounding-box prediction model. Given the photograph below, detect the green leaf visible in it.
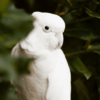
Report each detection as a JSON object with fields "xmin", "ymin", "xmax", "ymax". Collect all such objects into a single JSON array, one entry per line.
[
  {"xmin": 85, "ymin": 8, "xmax": 100, "ymax": 19},
  {"xmin": 0, "ymin": 54, "xmax": 32, "ymax": 81},
  {"xmin": 73, "ymin": 79, "xmax": 90, "ymax": 100},
  {"xmin": 2, "ymin": 5, "xmax": 33, "ymax": 28},
  {"xmin": 0, "ymin": 81, "xmax": 20, "ymax": 100},
  {"xmin": 71, "ymin": 57, "xmax": 92, "ymax": 79},
  {"xmin": 84, "ymin": 33, "xmax": 93, "ymax": 49},
  {"xmin": 0, "ymin": 81, "xmax": 11, "ymax": 99},
  {"xmin": 0, "ymin": 5, "xmax": 33, "ymax": 47},
  {"xmin": 0, "ymin": 55, "xmax": 17, "ymax": 81},
  {"xmin": 6, "ymin": 92, "xmax": 21, "ymax": 100},
  {"xmin": 92, "ymin": 0, "xmax": 100, "ymax": 4},
  {"xmin": 0, "ymin": 0, "xmax": 10, "ymax": 13},
  {"xmin": 88, "ymin": 45, "xmax": 100, "ymax": 55},
  {"xmin": 1, "ymin": 5, "xmax": 33, "ymax": 37},
  {"xmin": 12, "ymin": 57, "xmax": 32, "ymax": 75},
  {"xmin": 62, "ymin": 13, "xmax": 73, "ymax": 23},
  {"xmin": 88, "ymin": 45, "xmax": 100, "ymax": 50},
  {"xmin": 67, "ymin": 0, "xmax": 72, "ymax": 6},
  {"xmin": 64, "ymin": 22, "xmax": 97, "ymax": 40}
]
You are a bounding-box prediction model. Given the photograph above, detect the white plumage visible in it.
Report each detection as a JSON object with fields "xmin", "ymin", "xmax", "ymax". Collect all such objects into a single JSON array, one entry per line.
[{"xmin": 11, "ymin": 12, "xmax": 71, "ymax": 100}]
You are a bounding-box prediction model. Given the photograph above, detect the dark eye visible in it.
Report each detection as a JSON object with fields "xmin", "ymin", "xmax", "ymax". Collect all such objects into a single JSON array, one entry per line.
[
  {"xmin": 43, "ymin": 25, "xmax": 51, "ymax": 33},
  {"xmin": 45, "ymin": 26, "xmax": 49, "ymax": 30}
]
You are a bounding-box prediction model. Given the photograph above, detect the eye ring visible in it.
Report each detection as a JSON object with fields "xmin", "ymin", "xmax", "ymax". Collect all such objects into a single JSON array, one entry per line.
[{"xmin": 43, "ymin": 25, "xmax": 51, "ymax": 33}]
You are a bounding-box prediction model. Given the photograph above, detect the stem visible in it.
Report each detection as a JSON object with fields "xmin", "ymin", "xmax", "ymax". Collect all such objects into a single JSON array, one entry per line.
[
  {"xmin": 58, "ymin": 10, "xmax": 68, "ymax": 16},
  {"xmin": 65, "ymin": 28, "xmax": 90, "ymax": 31},
  {"xmin": 66, "ymin": 17, "xmax": 93, "ymax": 25},
  {"xmin": 55, "ymin": 4, "xmax": 62, "ymax": 15},
  {"xmin": 65, "ymin": 51, "xmax": 86, "ymax": 56},
  {"xmin": 92, "ymin": 0, "xmax": 100, "ymax": 5},
  {"xmin": 65, "ymin": 50, "xmax": 100, "ymax": 57}
]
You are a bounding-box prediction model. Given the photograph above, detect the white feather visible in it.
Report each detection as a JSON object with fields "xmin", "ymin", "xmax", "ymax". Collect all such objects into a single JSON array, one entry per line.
[{"xmin": 11, "ymin": 12, "xmax": 71, "ymax": 100}]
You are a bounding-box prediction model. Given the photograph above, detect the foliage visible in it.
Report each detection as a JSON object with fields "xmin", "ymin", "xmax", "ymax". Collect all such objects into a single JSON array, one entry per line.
[{"xmin": 0, "ymin": 0, "xmax": 100, "ymax": 100}]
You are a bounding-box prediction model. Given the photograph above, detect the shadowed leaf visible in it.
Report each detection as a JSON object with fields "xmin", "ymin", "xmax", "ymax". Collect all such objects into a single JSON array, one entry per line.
[{"xmin": 71, "ymin": 57, "xmax": 92, "ymax": 79}]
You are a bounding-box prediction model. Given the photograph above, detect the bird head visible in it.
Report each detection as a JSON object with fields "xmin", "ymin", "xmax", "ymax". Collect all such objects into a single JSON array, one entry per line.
[{"xmin": 20, "ymin": 12, "xmax": 65, "ymax": 58}]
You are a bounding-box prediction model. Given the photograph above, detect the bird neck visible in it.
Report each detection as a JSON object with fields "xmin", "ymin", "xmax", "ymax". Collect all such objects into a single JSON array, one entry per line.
[{"xmin": 30, "ymin": 49, "xmax": 60, "ymax": 75}]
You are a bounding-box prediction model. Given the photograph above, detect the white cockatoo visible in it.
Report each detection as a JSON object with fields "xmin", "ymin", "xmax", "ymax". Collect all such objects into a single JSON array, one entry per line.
[{"xmin": 11, "ymin": 12, "xmax": 71, "ymax": 100}]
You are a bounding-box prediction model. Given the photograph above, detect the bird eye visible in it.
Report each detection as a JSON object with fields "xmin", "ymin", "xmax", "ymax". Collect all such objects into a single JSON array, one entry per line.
[
  {"xmin": 43, "ymin": 25, "xmax": 50, "ymax": 33},
  {"xmin": 45, "ymin": 26, "xmax": 49, "ymax": 30}
]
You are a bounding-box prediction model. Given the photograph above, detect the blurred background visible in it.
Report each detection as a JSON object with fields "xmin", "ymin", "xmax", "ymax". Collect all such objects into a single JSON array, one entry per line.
[{"xmin": 0, "ymin": 0, "xmax": 100, "ymax": 100}]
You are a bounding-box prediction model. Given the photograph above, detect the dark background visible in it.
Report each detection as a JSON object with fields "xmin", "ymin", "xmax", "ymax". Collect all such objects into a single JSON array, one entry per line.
[{"xmin": 0, "ymin": 0, "xmax": 100, "ymax": 100}]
